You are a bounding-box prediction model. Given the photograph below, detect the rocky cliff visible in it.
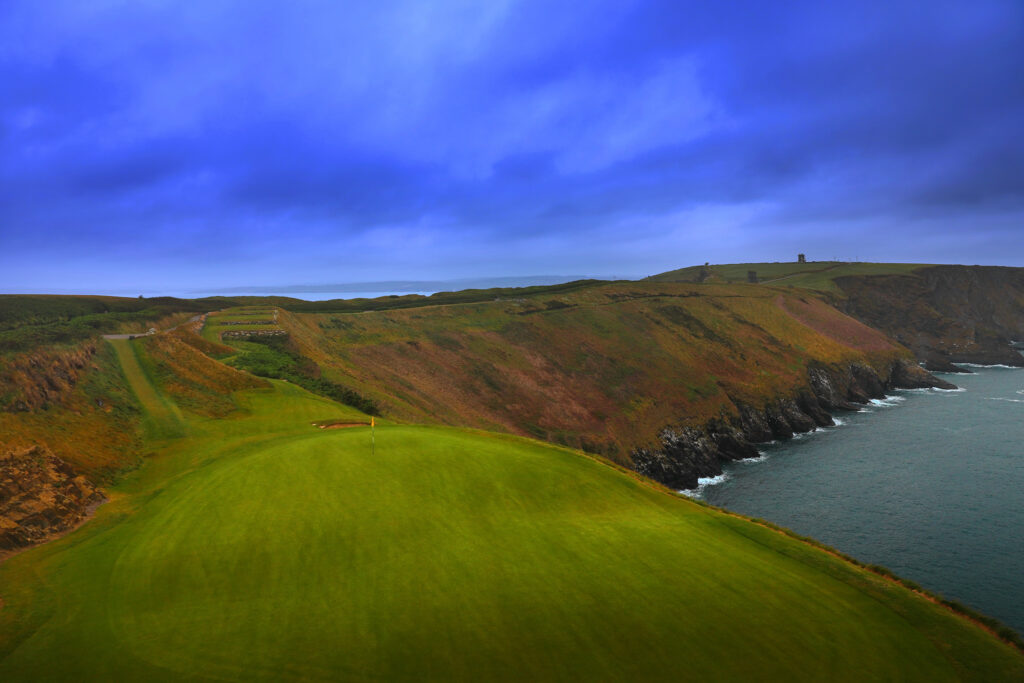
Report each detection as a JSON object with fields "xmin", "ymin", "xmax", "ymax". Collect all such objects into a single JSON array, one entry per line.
[
  {"xmin": 0, "ymin": 446, "xmax": 105, "ymax": 555},
  {"xmin": 835, "ymin": 266, "xmax": 1024, "ymax": 371},
  {"xmin": 632, "ymin": 358, "xmax": 955, "ymax": 490}
]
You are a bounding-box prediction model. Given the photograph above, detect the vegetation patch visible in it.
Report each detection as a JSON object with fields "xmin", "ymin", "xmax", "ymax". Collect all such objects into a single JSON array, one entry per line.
[
  {"xmin": 139, "ymin": 335, "xmax": 268, "ymax": 418},
  {"xmin": 226, "ymin": 335, "xmax": 379, "ymax": 416}
]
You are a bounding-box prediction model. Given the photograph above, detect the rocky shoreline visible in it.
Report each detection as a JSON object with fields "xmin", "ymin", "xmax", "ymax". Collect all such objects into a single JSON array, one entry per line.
[{"xmin": 631, "ymin": 359, "xmax": 957, "ymax": 490}]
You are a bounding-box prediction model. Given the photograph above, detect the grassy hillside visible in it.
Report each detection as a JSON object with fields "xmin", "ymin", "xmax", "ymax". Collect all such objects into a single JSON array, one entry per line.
[
  {"xmin": 0, "ymin": 340, "xmax": 142, "ymax": 480},
  {"xmin": 1, "ymin": 342, "xmax": 1021, "ymax": 680},
  {"xmin": 648, "ymin": 262, "xmax": 1024, "ymax": 368},
  {"xmin": 647, "ymin": 261, "xmax": 930, "ymax": 292},
  {"xmin": 246, "ymin": 281, "xmax": 907, "ymax": 461}
]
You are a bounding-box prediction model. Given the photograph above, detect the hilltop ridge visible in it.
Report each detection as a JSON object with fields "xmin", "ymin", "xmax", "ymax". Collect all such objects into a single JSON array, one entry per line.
[{"xmin": 650, "ymin": 261, "xmax": 1024, "ymax": 370}]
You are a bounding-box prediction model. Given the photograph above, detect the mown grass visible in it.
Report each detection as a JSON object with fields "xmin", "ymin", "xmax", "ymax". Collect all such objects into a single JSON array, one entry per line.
[
  {"xmin": 1, "ymin": 351, "xmax": 1021, "ymax": 680},
  {"xmin": 107, "ymin": 338, "xmax": 185, "ymax": 440}
]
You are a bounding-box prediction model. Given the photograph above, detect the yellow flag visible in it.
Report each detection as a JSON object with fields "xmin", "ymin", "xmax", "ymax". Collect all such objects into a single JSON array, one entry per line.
[{"xmin": 371, "ymin": 417, "xmax": 374, "ymax": 428}]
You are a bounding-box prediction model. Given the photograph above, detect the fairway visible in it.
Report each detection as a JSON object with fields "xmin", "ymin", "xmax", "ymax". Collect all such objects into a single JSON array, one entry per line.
[
  {"xmin": 1, "ymin": 375, "xmax": 1022, "ymax": 680},
  {"xmin": 107, "ymin": 337, "xmax": 185, "ymax": 439}
]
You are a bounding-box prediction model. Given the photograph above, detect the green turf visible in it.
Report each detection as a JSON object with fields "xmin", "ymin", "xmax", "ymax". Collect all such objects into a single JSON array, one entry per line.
[
  {"xmin": 1, "ymin": 369, "xmax": 1021, "ymax": 680},
  {"xmin": 107, "ymin": 337, "xmax": 185, "ymax": 440},
  {"xmin": 648, "ymin": 261, "xmax": 932, "ymax": 292}
]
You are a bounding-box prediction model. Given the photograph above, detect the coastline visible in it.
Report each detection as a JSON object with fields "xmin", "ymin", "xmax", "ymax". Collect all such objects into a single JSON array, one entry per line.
[
  {"xmin": 692, "ymin": 360, "xmax": 1024, "ymax": 641},
  {"xmin": 632, "ymin": 357, "xmax": 956, "ymax": 490}
]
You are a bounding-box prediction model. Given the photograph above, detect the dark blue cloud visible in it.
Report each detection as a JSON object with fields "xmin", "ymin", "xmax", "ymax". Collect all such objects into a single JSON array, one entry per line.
[{"xmin": 1, "ymin": 0, "xmax": 1023, "ymax": 294}]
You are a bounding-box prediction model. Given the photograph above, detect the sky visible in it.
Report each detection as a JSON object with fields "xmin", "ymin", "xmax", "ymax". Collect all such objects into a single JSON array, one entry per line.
[{"xmin": 1, "ymin": 0, "xmax": 1023, "ymax": 294}]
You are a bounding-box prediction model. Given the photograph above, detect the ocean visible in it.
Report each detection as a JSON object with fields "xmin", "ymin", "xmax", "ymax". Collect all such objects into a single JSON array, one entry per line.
[{"xmin": 697, "ymin": 361, "xmax": 1024, "ymax": 633}]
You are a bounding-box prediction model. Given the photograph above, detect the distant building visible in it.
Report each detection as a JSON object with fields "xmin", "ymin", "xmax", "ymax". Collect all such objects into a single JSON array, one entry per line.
[
  {"xmin": 798, "ymin": 253, "xmax": 806, "ymax": 263},
  {"xmin": 747, "ymin": 270, "xmax": 758, "ymax": 283}
]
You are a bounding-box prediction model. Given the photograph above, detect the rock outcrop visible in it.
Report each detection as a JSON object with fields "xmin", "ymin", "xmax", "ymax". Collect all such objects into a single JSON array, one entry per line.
[
  {"xmin": 632, "ymin": 359, "xmax": 956, "ymax": 490},
  {"xmin": 0, "ymin": 446, "xmax": 105, "ymax": 555}
]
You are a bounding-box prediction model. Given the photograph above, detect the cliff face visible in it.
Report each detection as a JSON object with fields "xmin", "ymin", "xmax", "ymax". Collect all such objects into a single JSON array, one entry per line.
[
  {"xmin": 631, "ymin": 358, "xmax": 954, "ymax": 489},
  {"xmin": 835, "ymin": 266, "xmax": 1024, "ymax": 371},
  {"xmin": 0, "ymin": 446, "xmax": 105, "ymax": 555}
]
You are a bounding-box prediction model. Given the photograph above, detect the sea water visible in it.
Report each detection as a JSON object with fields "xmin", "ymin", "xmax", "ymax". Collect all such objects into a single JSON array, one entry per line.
[{"xmin": 699, "ymin": 363, "xmax": 1024, "ymax": 632}]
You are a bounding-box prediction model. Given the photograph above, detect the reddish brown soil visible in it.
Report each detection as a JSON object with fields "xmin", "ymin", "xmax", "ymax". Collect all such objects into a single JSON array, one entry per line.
[{"xmin": 315, "ymin": 421, "xmax": 370, "ymax": 430}]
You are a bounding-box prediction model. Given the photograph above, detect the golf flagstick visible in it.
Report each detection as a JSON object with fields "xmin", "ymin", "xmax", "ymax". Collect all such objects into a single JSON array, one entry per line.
[{"xmin": 371, "ymin": 416, "xmax": 375, "ymax": 456}]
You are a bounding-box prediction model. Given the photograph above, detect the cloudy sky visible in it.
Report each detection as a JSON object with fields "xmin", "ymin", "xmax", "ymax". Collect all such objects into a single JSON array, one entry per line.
[{"xmin": 2, "ymin": 1, "xmax": 1022, "ymax": 294}]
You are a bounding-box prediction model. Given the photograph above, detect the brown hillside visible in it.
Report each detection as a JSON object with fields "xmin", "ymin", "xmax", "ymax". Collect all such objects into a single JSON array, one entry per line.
[
  {"xmin": 140, "ymin": 331, "xmax": 269, "ymax": 418},
  {"xmin": 275, "ymin": 282, "xmax": 908, "ymax": 463}
]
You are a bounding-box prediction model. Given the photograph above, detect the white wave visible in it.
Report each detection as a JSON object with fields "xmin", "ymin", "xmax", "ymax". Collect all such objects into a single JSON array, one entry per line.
[
  {"xmin": 983, "ymin": 397, "xmax": 1024, "ymax": 404},
  {"xmin": 831, "ymin": 417, "xmax": 846, "ymax": 427},
  {"xmin": 679, "ymin": 473, "xmax": 730, "ymax": 498},
  {"xmin": 1017, "ymin": 390, "xmax": 1024, "ymax": 396},
  {"xmin": 897, "ymin": 389, "xmax": 958, "ymax": 395},
  {"xmin": 932, "ymin": 386, "xmax": 966, "ymax": 393},
  {"xmin": 868, "ymin": 396, "xmax": 904, "ymax": 408},
  {"xmin": 739, "ymin": 451, "xmax": 768, "ymax": 464},
  {"xmin": 954, "ymin": 363, "xmax": 1022, "ymax": 370}
]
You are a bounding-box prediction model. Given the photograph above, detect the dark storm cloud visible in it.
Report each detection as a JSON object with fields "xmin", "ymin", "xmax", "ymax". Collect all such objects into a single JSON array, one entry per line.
[{"xmin": 1, "ymin": 0, "xmax": 1023, "ymax": 293}]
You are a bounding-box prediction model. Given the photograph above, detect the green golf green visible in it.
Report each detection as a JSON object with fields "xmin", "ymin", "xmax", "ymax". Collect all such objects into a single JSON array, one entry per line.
[{"xmin": 1, "ymin": 376, "xmax": 1021, "ymax": 680}]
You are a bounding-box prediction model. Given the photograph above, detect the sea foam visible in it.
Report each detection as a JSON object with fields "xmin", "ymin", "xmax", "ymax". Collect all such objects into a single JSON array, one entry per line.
[
  {"xmin": 679, "ymin": 473, "xmax": 730, "ymax": 498},
  {"xmin": 955, "ymin": 363, "xmax": 1022, "ymax": 370}
]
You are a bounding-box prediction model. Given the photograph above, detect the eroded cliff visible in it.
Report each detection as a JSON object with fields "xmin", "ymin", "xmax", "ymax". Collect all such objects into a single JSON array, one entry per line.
[{"xmin": 0, "ymin": 446, "xmax": 105, "ymax": 555}]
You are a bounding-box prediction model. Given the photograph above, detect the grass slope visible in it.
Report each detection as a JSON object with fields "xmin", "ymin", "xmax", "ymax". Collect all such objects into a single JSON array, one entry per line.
[
  {"xmin": 107, "ymin": 338, "xmax": 185, "ymax": 440},
  {"xmin": 647, "ymin": 261, "xmax": 930, "ymax": 292},
  {"xmin": 1, "ymin": 348, "xmax": 1021, "ymax": 680}
]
